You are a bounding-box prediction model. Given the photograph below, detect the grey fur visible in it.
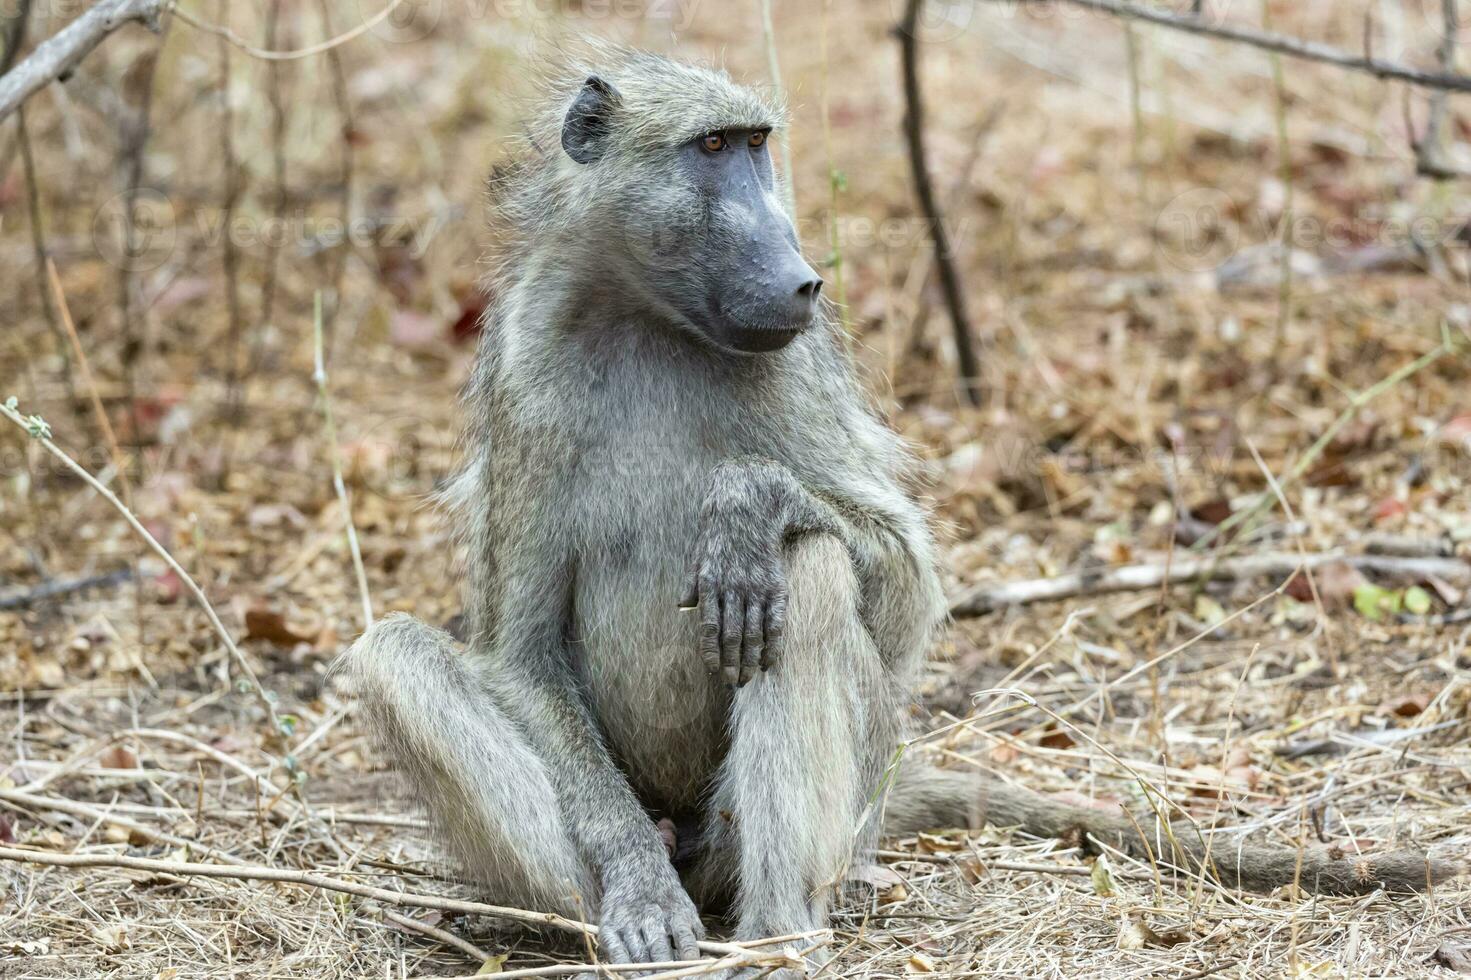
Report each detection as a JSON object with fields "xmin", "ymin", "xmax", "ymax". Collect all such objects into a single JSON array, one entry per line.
[{"xmin": 337, "ymin": 48, "xmax": 1458, "ymax": 972}]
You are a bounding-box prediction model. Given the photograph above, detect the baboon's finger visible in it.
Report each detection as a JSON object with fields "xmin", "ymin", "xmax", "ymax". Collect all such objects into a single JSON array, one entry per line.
[
  {"xmin": 739, "ymin": 599, "xmax": 764, "ymax": 686},
  {"xmin": 640, "ymin": 914, "xmax": 674, "ymax": 967},
  {"xmin": 762, "ymin": 590, "xmax": 787, "ymax": 671},
  {"xmin": 672, "ymin": 921, "xmax": 700, "ymax": 962},
  {"xmin": 720, "ymin": 591, "xmax": 743, "ymax": 685},
  {"xmin": 697, "ymin": 585, "xmax": 721, "ymax": 674},
  {"xmin": 677, "ymin": 572, "xmax": 699, "ymax": 610},
  {"xmin": 601, "ymin": 927, "xmax": 633, "ymax": 964}
]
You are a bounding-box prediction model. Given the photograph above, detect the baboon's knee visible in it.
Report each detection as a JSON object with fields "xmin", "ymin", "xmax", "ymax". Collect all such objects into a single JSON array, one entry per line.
[
  {"xmin": 336, "ymin": 613, "xmax": 459, "ymax": 690},
  {"xmin": 333, "ymin": 612, "xmax": 471, "ymax": 744},
  {"xmin": 784, "ymin": 534, "xmax": 860, "ymax": 623}
]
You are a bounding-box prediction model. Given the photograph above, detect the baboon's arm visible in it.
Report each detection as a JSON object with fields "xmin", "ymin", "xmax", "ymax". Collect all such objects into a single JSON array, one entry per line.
[
  {"xmin": 815, "ymin": 492, "xmax": 945, "ymax": 672},
  {"xmin": 889, "ymin": 765, "xmax": 1463, "ymax": 895},
  {"xmin": 683, "ymin": 456, "xmax": 943, "ymax": 682}
]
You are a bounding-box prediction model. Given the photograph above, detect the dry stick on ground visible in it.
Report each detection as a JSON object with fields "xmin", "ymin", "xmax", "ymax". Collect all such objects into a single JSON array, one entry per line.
[
  {"xmin": 0, "ymin": 568, "xmax": 133, "ymax": 611},
  {"xmin": 362, "ymin": 901, "xmax": 494, "ymax": 965},
  {"xmin": 0, "ymin": 788, "xmax": 245, "ymax": 865},
  {"xmin": 950, "ymin": 551, "xmax": 1471, "ymax": 616},
  {"xmin": 979, "ymin": 0, "xmax": 1471, "ymax": 93},
  {"xmin": 0, "ymin": 0, "xmax": 167, "ymax": 121},
  {"xmin": 0, "ymin": 847, "xmax": 820, "ymax": 972},
  {"xmin": 895, "ymin": 0, "xmax": 983, "ymax": 406},
  {"xmin": 313, "ymin": 291, "xmax": 374, "ymax": 630},
  {"xmin": 0, "ymin": 400, "xmax": 291, "ymax": 754}
]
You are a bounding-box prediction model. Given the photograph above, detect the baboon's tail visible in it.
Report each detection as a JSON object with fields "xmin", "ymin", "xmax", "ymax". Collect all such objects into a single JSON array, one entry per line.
[{"xmin": 883, "ymin": 764, "xmax": 1460, "ymax": 896}]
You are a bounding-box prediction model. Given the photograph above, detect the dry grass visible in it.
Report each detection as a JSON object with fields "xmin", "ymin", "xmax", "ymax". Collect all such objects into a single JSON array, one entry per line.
[{"xmin": 2, "ymin": 1, "xmax": 1470, "ymax": 977}]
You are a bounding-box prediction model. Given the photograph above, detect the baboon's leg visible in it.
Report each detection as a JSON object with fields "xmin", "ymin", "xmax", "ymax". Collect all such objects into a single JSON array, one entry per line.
[
  {"xmin": 339, "ymin": 614, "xmax": 597, "ymax": 912},
  {"xmin": 692, "ymin": 535, "xmax": 895, "ymax": 939},
  {"xmin": 884, "ymin": 764, "xmax": 1459, "ymax": 895}
]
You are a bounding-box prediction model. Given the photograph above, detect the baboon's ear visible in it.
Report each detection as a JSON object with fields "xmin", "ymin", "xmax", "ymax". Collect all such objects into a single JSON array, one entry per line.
[{"xmin": 561, "ymin": 75, "xmax": 621, "ymax": 165}]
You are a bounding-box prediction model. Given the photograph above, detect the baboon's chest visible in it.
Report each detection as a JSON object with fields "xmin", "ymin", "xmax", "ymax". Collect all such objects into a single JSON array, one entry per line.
[
  {"xmin": 567, "ymin": 412, "xmax": 727, "ymax": 808},
  {"xmin": 557, "ymin": 349, "xmax": 851, "ymax": 807}
]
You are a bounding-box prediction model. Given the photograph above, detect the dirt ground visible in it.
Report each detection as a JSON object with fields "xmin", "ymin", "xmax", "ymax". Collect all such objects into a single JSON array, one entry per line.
[{"xmin": 2, "ymin": 1, "xmax": 1470, "ymax": 977}]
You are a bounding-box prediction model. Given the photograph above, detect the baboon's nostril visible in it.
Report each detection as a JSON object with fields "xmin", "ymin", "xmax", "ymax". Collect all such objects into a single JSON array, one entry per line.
[{"xmin": 796, "ymin": 278, "xmax": 823, "ymax": 300}]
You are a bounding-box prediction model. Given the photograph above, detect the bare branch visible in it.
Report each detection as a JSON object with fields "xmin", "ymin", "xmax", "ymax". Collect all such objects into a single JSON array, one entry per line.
[
  {"xmin": 0, "ymin": 845, "xmax": 821, "ymax": 970},
  {"xmin": 0, "ymin": 0, "xmax": 166, "ymax": 122},
  {"xmin": 896, "ymin": 0, "xmax": 984, "ymax": 406},
  {"xmin": 950, "ymin": 551, "xmax": 1471, "ymax": 616},
  {"xmin": 984, "ymin": 0, "xmax": 1471, "ymax": 94}
]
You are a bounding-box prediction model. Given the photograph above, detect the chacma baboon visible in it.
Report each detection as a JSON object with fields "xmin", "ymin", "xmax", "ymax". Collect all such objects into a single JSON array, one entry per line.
[{"xmin": 339, "ymin": 50, "xmax": 1458, "ymax": 971}]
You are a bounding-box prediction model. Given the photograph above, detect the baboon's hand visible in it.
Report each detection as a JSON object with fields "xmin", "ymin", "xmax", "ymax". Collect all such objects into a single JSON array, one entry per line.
[
  {"xmin": 679, "ymin": 459, "xmax": 838, "ymax": 686},
  {"xmin": 598, "ymin": 857, "xmax": 705, "ymax": 966}
]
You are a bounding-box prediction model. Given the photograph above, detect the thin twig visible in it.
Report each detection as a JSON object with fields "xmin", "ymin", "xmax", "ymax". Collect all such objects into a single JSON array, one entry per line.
[
  {"xmin": 47, "ymin": 258, "xmax": 133, "ymax": 506},
  {"xmin": 16, "ymin": 90, "xmax": 75, "ymax": 396},
  {"xmin": 818, "ymin": 0, "xmax": 853, "ymax": 339},
  {"xmin": 1194, "ymin": 330, "xmax": 1459, "ymax": 552},
  {"xmin": 0, "ymin": 399, "xmax": 289, "ymax": 752},
  {"xmin": 0, "ymin": 569, "xmax": 133, "ymax": 611},
  {"xmin": 216, "ymin": 3, "xmax": 246, "ymax": 438},
  {"xmin": 365, "ymin": 901, "xmax": 494, "ymax": 964},
  {"xmin": 0, "ymin": 788, "xmax": 244, "ymax": 865},
  {"xmin": 979, "ymin": 0, "xmax": 1471, "ymax": 93},
  {"xmin": 169, "ymin": 0, "xmax": 407, "ymax": 62},
  {"xmin": 311, "ymin": 0, "xmax": 356, "ymax": 337},
  {"xmin": 1264, "ymin": 0, "xmax": 1295, "ymax": 357},
  {"xmin": 0, "ymin": 846, "xmax": 819, "ymax": 968},
  {"xmin": 313, "ymin": 291, "xmax": 374, "ymax": 630}
]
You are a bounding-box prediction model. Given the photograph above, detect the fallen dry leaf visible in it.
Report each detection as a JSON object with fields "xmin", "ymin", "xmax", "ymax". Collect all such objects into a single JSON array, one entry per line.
[
  {"xmin": 91, "ymin": 924, "xmax": 130, "ymax": 953},
  {"xmin": 1388, "ymin": 693, "xmax": 1430, "ymax": 718},
  {"xmin": 99, "ymin": 744, "xmax": 139, "ymax": 770},
  {"xmin": 244, "ymin": 607, "xmax": 318, "ymax": 647},
  {"xmin": 905, "ymin": 952, "xmax": 936, "ymax": 973},
  {"xmin": 1286, "ymin": 561, "xmax": 1366, "ymax": 606},
  {"xmin": 1038, "ymin": 723, "xmax": 1077, "ymax": 750},
  {"xmin": 848, "ymin": 864, "xmax": 908, "ymax": 905}
]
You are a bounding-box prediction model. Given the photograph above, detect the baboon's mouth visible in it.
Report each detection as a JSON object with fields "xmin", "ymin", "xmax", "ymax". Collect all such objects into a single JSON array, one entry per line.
[{"xmin": 726, "ymin": 325, "xmax": 801, "ymax": 354}]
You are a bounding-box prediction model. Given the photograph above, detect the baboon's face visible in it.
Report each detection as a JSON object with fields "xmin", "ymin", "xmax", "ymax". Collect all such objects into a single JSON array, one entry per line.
[
  {"xmin": 639, "ymin": 127, "xmax": 823, "ymax": 355},
  {"xmin": 562, "ymin": 76, "xmax": 822, "ymax": 355}
]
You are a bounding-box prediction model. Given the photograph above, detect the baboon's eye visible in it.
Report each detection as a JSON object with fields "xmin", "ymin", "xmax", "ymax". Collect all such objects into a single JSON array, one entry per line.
[
  {"xmin": 749, "ymin": 131, "xmax": 767, "ymax": 148},
  {"xmin": 701, "ymin": 132, "xmax": 727, "ymax": 153}
]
